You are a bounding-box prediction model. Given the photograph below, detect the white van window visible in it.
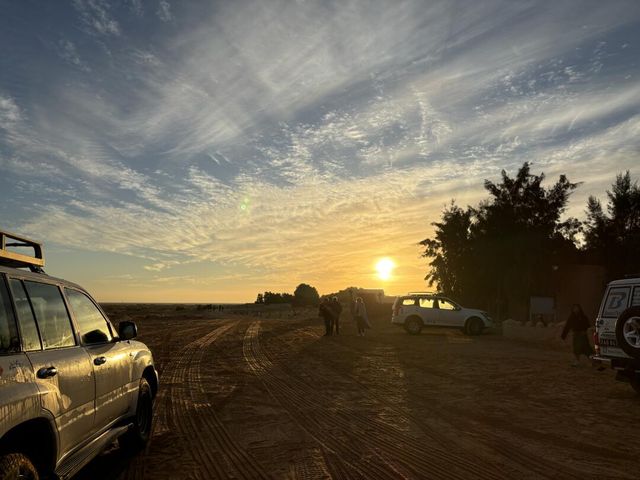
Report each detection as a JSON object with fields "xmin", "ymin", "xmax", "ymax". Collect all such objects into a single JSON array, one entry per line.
[{"xmin": 602, "ymin": 287, "xmax": 631, "ymax": 318}]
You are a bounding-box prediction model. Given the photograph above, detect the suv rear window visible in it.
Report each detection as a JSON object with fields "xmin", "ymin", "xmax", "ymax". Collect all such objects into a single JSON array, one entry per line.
[
  {"xmin": 0, "ymin": 277, "xmax": 19, "ymax": 354},
  {"xmin": 602, "ymin": 286, "xmax": 631, "ymax": 318},
  {"xmin": 23, "ymin": 281, "xmax": 76, "ymax": 349}
]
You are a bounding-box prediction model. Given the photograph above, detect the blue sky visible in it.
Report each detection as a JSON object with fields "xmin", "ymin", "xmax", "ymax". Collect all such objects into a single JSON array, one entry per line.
[{"xmin": 1, "ymin": 0, "xmax": 639, "ymax": 302}]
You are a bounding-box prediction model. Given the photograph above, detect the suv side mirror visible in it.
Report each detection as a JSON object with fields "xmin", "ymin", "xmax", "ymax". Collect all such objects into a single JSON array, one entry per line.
[{"xmin": 118, "ymin": 321, "xmax": 138, "ymax": 340}]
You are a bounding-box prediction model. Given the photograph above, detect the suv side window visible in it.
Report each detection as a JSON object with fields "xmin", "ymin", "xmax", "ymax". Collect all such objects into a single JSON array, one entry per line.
[
  {"xmin": 23, "ymin": 281, "xmax": 76, "ymax": 349},
  {"xmin": 0, "ymin": 277, "xmax": 19, "ymax": 354},
  {"xmin": 402, "ymin": 298, "xmax": 417, "ymax": 306},
  {"xmin": 437, "ymin": 299, "xmax": 456, "ymax": 311},
  {"xmin": 9, "ymin": 279, "xmax": 42, "ymax": 351},
  {"xmin": 65, "ymin": 289, "xmax": 113, "ymax": 345},
  {"xmin": 632, "ymin": 286, "xmax": 640, "ymax": 307},
  {"xmin": 419, "ymin": 298, "xmax": 435, "ymax": 308}
]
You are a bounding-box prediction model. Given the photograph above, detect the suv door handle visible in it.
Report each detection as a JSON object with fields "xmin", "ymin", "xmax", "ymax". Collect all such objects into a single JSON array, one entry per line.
[
  {"xmin": 37, "ymin": 366, "xmax": 58, "ymax": 379},
  {"xmin": 93, "ymin": 356, "xmax": 107, "ymax": 366}
]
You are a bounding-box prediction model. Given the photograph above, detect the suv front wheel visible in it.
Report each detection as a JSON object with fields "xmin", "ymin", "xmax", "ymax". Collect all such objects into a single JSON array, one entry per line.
[
  {"xmin": 119, "ymin": 378, "xmax": 153, "ymax": 451},
  {"xmin": 0, "ymin": 453, "xmax": 39, "ymax": 480},
  {"xmin": 465, "ymin": 317, "xmax": 484, "ymax": 336}
]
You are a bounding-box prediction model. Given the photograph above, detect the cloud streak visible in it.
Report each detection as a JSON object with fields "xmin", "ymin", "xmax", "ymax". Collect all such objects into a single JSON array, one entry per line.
[{"xmin": 1, "ymin": 0, "xmax": 639, "ymax": 301}]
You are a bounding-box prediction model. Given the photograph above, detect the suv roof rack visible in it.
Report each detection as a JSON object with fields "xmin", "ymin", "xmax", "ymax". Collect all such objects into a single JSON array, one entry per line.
[
  {"xmin": 407, "ymin": 291, "xmax": 439, "ymax": 296},
  {"xmin": 0, "ymin": 230, "xmax": 45, "ymax": 272},
  {"xmin": 624, "ymin": 273, "xmax": 640, "ymax": 279}
]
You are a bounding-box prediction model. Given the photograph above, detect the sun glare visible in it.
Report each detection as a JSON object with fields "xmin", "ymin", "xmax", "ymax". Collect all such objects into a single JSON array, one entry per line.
[{"xmin": 375, "ymin": 257, "xmax": 395, "ymax": 281}]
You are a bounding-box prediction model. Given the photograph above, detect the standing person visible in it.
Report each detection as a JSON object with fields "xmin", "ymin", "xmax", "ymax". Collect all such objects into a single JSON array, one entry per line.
[
  {"xmin": 354, "ymin": 297, "xmax": 368, "ymax": 336},
  {"xmin": 330, "ymin": 297, "xmax": 342, "ymax": 335},
  {"xmin": 561, "ymin": 304, "xmax": 594, "ymax": 367},
  {"xmin": 319, "ymin": 298, "xmax": 333, "ymax": 336}
]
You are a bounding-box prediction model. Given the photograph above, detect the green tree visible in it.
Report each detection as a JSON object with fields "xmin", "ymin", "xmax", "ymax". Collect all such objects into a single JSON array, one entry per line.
[
  {"xmin": 584, "ymin": 171, "xmax": 640, "ymax": 279},
  {"xmin": 255, "ymin": 293, "xmax": 264, "ymax": 304},
  {"xmin": 293, "ymin": 283, "xmax": 320, "ymax": 306},
  {"xmin": 419, "ymin": 201, "xmax": 472, "ymax": 299},
  {"xmin": 420, "ymin": 163, "xmax": 580, "ymax": 319}
]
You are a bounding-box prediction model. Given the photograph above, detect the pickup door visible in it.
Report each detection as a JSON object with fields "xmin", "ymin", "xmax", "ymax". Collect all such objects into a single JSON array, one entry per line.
[
  {"xmin": 9, "ymin": 279, "xmax": 95, "ymax": 458},
  {"xmin": 65, "ymin": 289, "xmax": 134, "ymax": 431}
]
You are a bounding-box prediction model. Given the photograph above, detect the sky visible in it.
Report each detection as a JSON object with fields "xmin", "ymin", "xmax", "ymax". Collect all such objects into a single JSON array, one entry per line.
[{"xmin": 1, "ymin": 0, "xmax": 639, "ymax": 303}]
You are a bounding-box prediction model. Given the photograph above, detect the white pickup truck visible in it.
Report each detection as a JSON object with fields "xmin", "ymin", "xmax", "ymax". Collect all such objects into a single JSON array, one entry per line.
[{"xmin": 0, "ymin": 230, "xmax": 158, "ymax": 479}]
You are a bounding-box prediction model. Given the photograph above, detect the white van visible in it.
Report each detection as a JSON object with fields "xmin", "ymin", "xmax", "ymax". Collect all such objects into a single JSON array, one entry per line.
[{"xmin": 592, "ymin": 276, "xmax": 640, "ymax": 393}]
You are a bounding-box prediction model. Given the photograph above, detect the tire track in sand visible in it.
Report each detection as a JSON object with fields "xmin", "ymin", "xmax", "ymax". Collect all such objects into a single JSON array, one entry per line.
[
  {"xmin": 126, "ymin": 321, "xmax": 271, "ymax": 480},
  {"xmin": 294, "ymin": 326, "xmax": 624, "ymax": 480},
  {"xmin": 243, "ymin": 321, "xmax": 506, "ymax": 480}
]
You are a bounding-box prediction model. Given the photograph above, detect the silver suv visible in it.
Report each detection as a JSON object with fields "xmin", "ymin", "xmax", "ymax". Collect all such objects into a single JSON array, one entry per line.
[
  {"xmin": 0, "ymin": 230, "xmax": 158, "ymax": 479},
  {"xmin": 592, "ymin": 276, "xmax": 640, "ymax": 393},
  {"xmin": 392, "ymin": 292, "xmax": 493, "ymax": 335}
]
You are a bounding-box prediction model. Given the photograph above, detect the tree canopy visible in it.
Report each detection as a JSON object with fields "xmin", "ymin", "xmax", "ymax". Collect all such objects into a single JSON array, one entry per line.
[
  {"xmin": 420, "ymin": 163, "xmax": 580, "ymax": 319},
  {"xmin": 293, "ymin": 283, "xmax": 320, "ymax": 306},
  {"xmin": 583, "ymin": 171, "xmax": 640, "ymax": 280},
  {"xmin": 255, "ymin": 284, "xmax": 319, "ymax": 306}
]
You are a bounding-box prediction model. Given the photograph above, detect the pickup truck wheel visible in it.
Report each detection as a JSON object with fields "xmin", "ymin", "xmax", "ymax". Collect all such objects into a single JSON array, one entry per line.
[
  {"xmin": 119, "ymin": 378, "xmax": 153, "ymax": 451},
  {"xmin": 0, "ymin": 453, "xmax": 39, "ymax": 480},
  {"xmin": 615, "ymin": 307, "xmax": 640, "ymax": 359},
  {"xmin": 404, "ymin": 317, "xmax": 423, "ymax": 335},
  {"xmin": 465, "ymin": 317, "xmax": 484, "ymax": 336}
]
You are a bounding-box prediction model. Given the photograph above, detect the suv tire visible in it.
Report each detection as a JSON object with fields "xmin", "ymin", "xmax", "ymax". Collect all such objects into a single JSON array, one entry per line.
[
  {"xmin": 615, "ymin": 307, "xmax": 640, "ymax": 359},
  {"xmin": 404, "ymin": 317, "xmax": 423, "ymax": 335},
  {"xmin": 119, "ymin": 378, "xmax": 153, "ymax": 451},
  {"xmin": 0, "ymin": 453, "xmax": 39, "ymax": 480},
  {"xmin": 465, "ymin": 317, "xmax": 484, "ymax": 336}
]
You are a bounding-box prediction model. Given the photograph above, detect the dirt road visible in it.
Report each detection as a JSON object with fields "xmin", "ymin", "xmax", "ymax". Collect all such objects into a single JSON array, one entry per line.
[{"xmin": 76, "ymin": 309, "xmax": 638, "ymax": 479}]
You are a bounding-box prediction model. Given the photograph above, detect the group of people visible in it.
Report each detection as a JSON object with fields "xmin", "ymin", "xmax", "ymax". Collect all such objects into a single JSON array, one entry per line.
[{"xmin": 318, "ymin": 296, "xmax": 370, "ymax": 336}]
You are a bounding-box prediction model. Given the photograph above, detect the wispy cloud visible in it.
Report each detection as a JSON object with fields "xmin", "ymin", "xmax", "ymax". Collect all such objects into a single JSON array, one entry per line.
[
  {"xmin": 1, "ymin": 0, "xmax": 639, "ymax": 300},
  {"xmin": 156, "ymin": 1, "xmax": 173, "ymax": 22},
  {"xmin": 72, "ymin": 0, "xmax": 120, "ymax": 36}
]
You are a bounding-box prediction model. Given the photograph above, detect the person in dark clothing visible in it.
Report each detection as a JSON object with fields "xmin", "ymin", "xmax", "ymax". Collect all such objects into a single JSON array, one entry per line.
[
  {"xmin": 330, "ymin": 297, "xmax": 342, "ymax": 335},
  {"xmin": 319, "ymin": 298, "xmax": 333, "ymax": 336},
  {"xmin": 561, "ymin": 304, "xmax": 594, "ymax": 366}
]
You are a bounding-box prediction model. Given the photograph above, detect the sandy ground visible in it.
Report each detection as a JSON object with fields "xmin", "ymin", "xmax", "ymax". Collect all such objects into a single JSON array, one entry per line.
[{"xmin": 74, "ymin": 305, "xmax": 639, "ymax": 480}]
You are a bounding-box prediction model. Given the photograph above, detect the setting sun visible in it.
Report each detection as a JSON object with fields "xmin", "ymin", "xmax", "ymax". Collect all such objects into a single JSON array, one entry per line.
[{"xmin": 375, "ymin": 257, "xmax": 395, "ymax": 281}]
